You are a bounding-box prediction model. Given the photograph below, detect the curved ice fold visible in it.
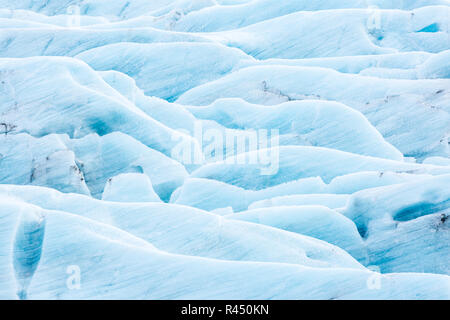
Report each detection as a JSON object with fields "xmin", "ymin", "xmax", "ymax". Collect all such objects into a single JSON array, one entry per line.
[
  {"xmin": 76, "ymin": 42, "xmax": 254, "ymax": 101},
  {"xmin": 102, "ymin": 173, "xmax": 162, "ymax": 203},
  {"xmin": 188, "ymin": 98, "xmax": 403, "ymax": 160},
  {"xmin": 227, "ymin": 205, "xmax": 367, "ymax": 262}
]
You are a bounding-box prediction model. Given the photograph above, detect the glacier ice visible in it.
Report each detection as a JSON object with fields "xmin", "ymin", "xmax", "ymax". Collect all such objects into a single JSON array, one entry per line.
[
  {"xmin": 0, "ymin": 196, "xmax": 448, "ymax": 299},
  {"xmin": 0, "ymin": 185, "xmax": 364, "ymax": 270},
  {"xmin": 0, "ymin": 133, "xmax": 90, "ymax": 195},
  {"xmin": 227, "ymin": 205, "xmax": 367, "ymax": 262},
  {"xmin": 0, "ymin": 0, "xmax": 449, "ymax": 300},
  {"xmin": 190, "ymin": 146, "xmax": 450, "ymax": 189},
  {"xmin": 76, "ymin": 42, "xmax": 254, "ymax": 101},
  {"xmin": 248, "ymin": 194, "xmax": 351, "ymax": 210},
  {"xmin": 101, "ymin": 173, "xmax": 162, "ymax": 203},
  {"xmin": 177, "ymin": 65, "xmax": 450, "ymax": 159}
]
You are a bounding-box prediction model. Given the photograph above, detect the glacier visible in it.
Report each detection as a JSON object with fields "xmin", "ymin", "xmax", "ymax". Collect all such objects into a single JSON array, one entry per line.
[{"xmin": 0, "ymin": 0, "xmax": 449, "ymax": 300}]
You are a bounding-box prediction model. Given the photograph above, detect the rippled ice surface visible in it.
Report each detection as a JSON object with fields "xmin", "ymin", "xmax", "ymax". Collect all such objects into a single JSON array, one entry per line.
[{"xmin": 0, "ymin": 0, "xmax": 449, "ymax": 299}]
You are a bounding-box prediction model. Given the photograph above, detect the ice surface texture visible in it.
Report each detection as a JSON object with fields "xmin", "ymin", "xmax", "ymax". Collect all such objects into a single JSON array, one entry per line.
[{"xmin": 0, "ymin": 0, "xmax": 449, "ymax": 299}]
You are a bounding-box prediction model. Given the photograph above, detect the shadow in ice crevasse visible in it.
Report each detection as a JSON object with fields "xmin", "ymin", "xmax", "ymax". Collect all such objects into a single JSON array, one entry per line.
[{"xmin": 13, "ymin": 214, "xmax": 46, "ymax": 300}]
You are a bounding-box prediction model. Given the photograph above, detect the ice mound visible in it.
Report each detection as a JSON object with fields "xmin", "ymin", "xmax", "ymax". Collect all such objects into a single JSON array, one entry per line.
[
  {"xmin": 76, "ymin": 42, "xmax": 254, "ymax": 101},
  {"xmin": 187, "ymin": 98, "xmax": 403, "ymax": 160},
  {"xmin": 227, "ymin": 205, "xmax": 367, "ymax": 262},
  {"xmin": 102, "ymin": 173, "xmax": 162, "ymax": 203},
  {"xmin": 0, "ymin": 134, "xmax": 90, "ymax": 195},
  {"xmin": 178, "ymin": 65, "xmax": 450, "ymax": 159},
  {"xmin": 341, "ymin": 175, "xmax": 450, "ymax": 274},
  {"xmin": 61, "ymin": 132, "xmax": 188, "ymax": 200},
  {"xmin": 0, "ymin": 185, "xmax": 364, "ymax": 270},
  {"xmin": 190, "ymin": 146, "xmax": 450, "ymax": 190},
  {"xmin": 0, "ymin": 0, "xmax": 449, "ymax": 299},
  {"xmin": 0, "ymin": 57, "xmax": 202, "ymax": 164},
  {"xmin": 1, "ymin": 195, "xmax": 449, "ymax": 299},
  {"xmin": 172, "ymin": 171, "xmax": 436, "ymax": 213},
  {"xmin": 0, "ymin": 27, "xmax": 208, "ymax": 58}
]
